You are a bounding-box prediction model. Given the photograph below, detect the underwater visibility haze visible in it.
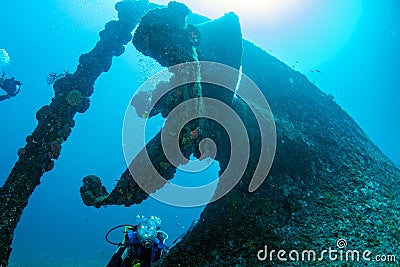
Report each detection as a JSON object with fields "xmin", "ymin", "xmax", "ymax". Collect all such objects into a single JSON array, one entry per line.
[{"xmin": 0, "ymin": 0, "xmax": 399, "ymax": 266}]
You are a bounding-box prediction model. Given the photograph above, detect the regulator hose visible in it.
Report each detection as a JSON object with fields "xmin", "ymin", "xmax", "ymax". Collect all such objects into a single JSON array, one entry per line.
[{"xmin": 105, "ymin": 224, "xmax": 135, "ymax": 246}]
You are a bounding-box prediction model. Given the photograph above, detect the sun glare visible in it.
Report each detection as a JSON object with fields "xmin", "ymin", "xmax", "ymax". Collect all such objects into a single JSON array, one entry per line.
[
  {"xmin": 151, "ymin": 0, "xmax": 312, "ymax": 32},
  {"xmin": 163, "ymin": 0, "xmax": 362, "ymax": 68},
  {"xmin": 58, "ymin": 0, "xmax": 362, "ymax": 68}
]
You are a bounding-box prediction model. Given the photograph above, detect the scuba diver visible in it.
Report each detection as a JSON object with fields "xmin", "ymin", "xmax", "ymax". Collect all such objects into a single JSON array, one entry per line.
[
  {"xmin": 107, "ymin": 215, "xmax": 168, "ymax": 267},
  {"xmin": 0, "ymin": 72, "xmax": 22, "ymax": 101}
]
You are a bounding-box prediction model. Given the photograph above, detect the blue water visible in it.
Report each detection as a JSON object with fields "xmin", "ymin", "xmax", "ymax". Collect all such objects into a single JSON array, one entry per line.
[{"xmin": 0, "ymin": 0, "xmax": 399, "ymax": 265}]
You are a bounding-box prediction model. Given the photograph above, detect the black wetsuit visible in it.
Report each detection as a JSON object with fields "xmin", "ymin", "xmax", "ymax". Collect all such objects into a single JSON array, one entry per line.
[
  {"xmin": 107, "ymin": 229, "xmax": 164, "ymax": 267},
  {"xmin": 0, "ymin": 77, "xmax": 21, "ymax": 101}
]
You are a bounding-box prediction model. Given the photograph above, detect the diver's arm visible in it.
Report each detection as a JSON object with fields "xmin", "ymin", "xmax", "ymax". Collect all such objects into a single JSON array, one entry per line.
[
  {"xmin": 106, "ymin": 246, "xmax": 126, "ymax": 267},
  {"xmin": 153, "ymin": 249, "xmax": 162, "ymax": 261}
]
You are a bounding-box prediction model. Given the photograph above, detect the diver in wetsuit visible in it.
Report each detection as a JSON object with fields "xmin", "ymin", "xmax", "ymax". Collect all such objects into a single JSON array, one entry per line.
[
  {"xmin": 107, "ymin": 215, "xmax": 168, "ymax": 267},
  {"xmin": 0, "ymin": 72, "xmax": 22, "ymax": 101}
]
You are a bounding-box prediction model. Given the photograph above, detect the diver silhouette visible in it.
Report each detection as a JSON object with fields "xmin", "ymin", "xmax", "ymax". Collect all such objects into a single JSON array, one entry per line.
[
  {"xmin": 0, "ymin": 72, "xmax": 22, "ymax": 101},
  {"xmin": 106, "ymin": 215, "xmax": 168, "ymax": 267}
]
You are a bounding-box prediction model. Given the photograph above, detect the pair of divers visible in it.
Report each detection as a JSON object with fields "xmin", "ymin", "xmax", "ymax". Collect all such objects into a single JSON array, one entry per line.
[
  {"xmin": 0, "ymin": 72, "xmax": 22, "ymax": 101},
  {"xmin": 106, "ymin": 215, "xmax": 169, "ymax": 267}
]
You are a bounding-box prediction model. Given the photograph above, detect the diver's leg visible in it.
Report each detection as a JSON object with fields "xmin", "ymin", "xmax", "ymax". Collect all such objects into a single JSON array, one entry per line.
[{"xmin": 0, "ymin": 94, "xmax": 10, "ymax": 101}]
